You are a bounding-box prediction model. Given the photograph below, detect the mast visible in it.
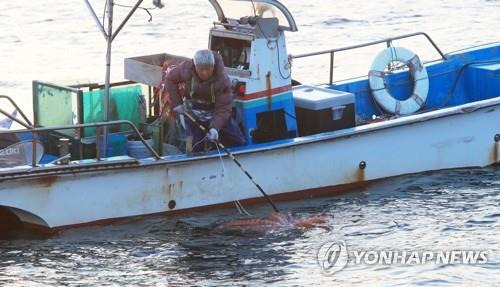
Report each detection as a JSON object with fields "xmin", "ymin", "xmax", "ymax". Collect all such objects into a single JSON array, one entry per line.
[
  {"xmin": 102, "ymin": 0, "xmax": 114, "ymax": 158},
  {"xmin": 84, "ymin": 0, "xmax": 146, "ymax": 158}
]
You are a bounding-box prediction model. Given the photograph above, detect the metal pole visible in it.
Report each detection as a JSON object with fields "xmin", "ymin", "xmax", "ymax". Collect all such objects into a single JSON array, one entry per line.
[
  {"xmin": 329, "ymin": 52, "xmax": 334, "ymax": 85},
  {"xmin": 387, "ymin": 40, "xmax": 392, "ymax": 71},
  {"xmin": 0, "ymin": 107, "xmax": 31, "ymax": 129},
  {"xmin": 32, "ymin": 132, "xmax": 37, "ymax": 167},
  {"xmin": 96, "ymin": 127, "xmax": 101, "ymax": 161},
  {"xmin": 83, "ymin": 0, "xmax": 108, "ymax": 40},
  {"xmin": 0, "ymin": 95, "xmax": 33, "ymax": 127},
  {"xmin": 148, "ymin": 86, "xmax": 152, "ymax": 117},
  {"xmin": 102, "ymin": 0, "xmax": 114, "ymax": 158}
]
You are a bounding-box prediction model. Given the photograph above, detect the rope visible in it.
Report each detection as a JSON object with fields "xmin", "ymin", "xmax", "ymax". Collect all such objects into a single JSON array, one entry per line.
[
  {"xmin": 250, "ymin": 0, "xmax": 257, "ymax": 17},
  {"xmin": 191, "ymin": 135, "xmax": 208, "ymax": 151},
  {"xmin": 102, "ymin": 1, "xmax": 108, "ymax": 28},
  {"xmin": 234, "ymin": 200, "xmax": 243, "ymax": 214},
  {"xmin": 389, "ymin": 45, "xmax": 395, "ymax": 70},
  {"xmin": 233, "ymin": 200, "xmax": 250, "ymax": 216},
  {"xmin": 235, "ymin": 200, "xmax": 251, "ymax": 216},
  {"xmin": 437, "ymin": 59, "xmax": 500, "ymax": 108},
  {"xmin": 250, "ymin": 0, "xmax": 291, "ymax": 80},
  {"xmin": 276, "ymin": 38, "xmax": 292, "ymax": 79},
  {"xmin": 214, "ymin": 140, "xmax": 226, "ymax": 176},
  {"xmin": 114, "ymin": 2, "xmax": 156, "ymax": 22},
  {"xmin": 284, "ymin": 110, "xmax": 297, "ymax": 120},
  {"xmin": 214, "ymin": 134, "xmax": 251, "ymax": 216}
]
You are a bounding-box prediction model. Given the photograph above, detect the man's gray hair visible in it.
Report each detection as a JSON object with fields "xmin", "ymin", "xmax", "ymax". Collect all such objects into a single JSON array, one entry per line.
[{"xmin": 193, "ymin": 49, "xmax": 215, "ymax": 67}]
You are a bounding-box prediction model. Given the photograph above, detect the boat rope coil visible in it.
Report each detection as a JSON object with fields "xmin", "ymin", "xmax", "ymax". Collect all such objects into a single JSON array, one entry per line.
[{"xmin": 369, "ymin": 46, "xmax": 429, "ymax": 115}]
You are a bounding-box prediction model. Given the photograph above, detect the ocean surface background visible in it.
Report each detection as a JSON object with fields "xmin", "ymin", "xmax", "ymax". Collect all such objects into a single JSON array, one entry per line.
[{"xmin": 0, "ymin": 0, "xmax": 499, "ymax": 286}]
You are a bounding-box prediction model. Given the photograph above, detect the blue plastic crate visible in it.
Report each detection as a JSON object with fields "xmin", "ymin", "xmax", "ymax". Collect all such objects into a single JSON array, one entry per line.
[{"xmin": 235, "ymin": 91, "xmax": 298, "ymax": 144}]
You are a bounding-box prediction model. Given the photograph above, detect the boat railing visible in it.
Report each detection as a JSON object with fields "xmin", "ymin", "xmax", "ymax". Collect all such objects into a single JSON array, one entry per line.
[
  {"xmin": 68, "ymin": 80, "xmax": 135, "ymax": 91},
  {"xmin": 291, "ymin": 32, "xmax": 447, "ymax": 85},
  {"xmin": 0, "ymin": 95, "xmax": 33, "ymax": 128},
  {"xmin": 0, "ymin": 119, "xmax": 161, "ymax": 167}
]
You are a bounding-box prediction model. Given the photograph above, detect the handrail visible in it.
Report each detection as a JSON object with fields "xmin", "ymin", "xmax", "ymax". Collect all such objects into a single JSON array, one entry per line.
[
  {"xmin": 291, "ymin": 32, "xmax": 447, "ymax": 85},
  {"xmin": 67, "ymin": 82, "xmax": 100, "ymax": 89},
  {"xmin": 68, "ymin": 80, "xmax": 136, "ymax": 91},
  {"xmin": 33, "ymin": 80, "xmax": 81, "ymax": 94},
  {"xmin": 0, "ymin": 120, "xmax": 162, "ymax": 164},
  {"xmin": 0, "ymin": 95, "xmax": 33, "ymax": 127}
]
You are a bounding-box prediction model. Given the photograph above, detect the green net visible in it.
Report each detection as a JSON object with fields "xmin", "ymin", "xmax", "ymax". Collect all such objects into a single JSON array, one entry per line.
[{"xmin": 83, "ymin": 85, "xmax": 145, "ymax": 137}]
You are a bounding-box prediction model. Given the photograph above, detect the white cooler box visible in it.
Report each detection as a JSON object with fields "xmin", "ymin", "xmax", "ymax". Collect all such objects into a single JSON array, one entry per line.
[{"xmin": 293, "ymin": 85, "xmax": 355, "ymax": 136}]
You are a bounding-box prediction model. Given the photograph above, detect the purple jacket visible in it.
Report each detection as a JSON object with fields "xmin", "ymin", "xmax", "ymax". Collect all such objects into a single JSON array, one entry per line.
[{"xmin": 166, "ymin": 52, "xmax": 233, "ymax": 131}]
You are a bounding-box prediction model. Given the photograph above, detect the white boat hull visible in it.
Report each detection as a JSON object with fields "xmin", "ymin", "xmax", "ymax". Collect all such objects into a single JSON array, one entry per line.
[{"xmin": 1, "ymin": 98, "xmax": 499, "ymax": 230}]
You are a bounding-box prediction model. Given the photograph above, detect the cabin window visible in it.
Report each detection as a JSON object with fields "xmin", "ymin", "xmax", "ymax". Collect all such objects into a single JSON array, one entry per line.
[{"xmin": 210, "ymin": 36, "xmax": 251, "ymax": 70}]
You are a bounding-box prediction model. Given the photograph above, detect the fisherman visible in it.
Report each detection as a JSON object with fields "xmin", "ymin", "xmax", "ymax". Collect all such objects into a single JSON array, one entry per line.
[{"xmin": 166, "ymin": 49, "xmax": 246, "ymax": 152}]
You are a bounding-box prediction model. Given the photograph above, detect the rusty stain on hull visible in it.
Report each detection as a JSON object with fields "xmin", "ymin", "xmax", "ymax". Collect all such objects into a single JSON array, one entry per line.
[
  {"xmin": 0, "ymin": 207, "xmax": 22, "ymax": 234},
  {"xmin": 167, "ymin": 184, "xmax": 174, "ymax": 199},
  {"xmin": 493, "ymin": 142, "xmax": 499, "ymax": 164},
  {"xmin": 162, "ymin": 183, "xmax": 175, "ymax": 206},
  {"xmin": 266, "ymin": 71, "xmax": 272, "ymax": 107},
  {"xmin": 35, "ymin": 175, "xmax": 58, "ymax": 188},
  {"xmin": 356, "ymin": 168, "xmax": 365, "ymax": 182}
]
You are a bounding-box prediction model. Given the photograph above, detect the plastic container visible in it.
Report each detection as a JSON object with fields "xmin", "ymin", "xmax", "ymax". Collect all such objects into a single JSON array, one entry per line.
[
  {"xmin": 293, "ymin": 85, "xmax": 356, "ymax": 136},
  {"xmin": 293, "ymin": 85, "xmax": 355, "ymax": 110},
  {"xmin": 234, "ymin": 90, "xmax": 298, "ymax": 144},
  {"xmin": 127, "ymin": 139, "xmax": 154, "ymax": 159},
  {"xmin": 98, "ymin": 134, "xmax": 128, "ymax": 157}
]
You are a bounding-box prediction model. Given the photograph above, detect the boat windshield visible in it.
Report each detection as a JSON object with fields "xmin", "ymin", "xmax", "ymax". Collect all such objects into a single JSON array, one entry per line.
[{"xmin": 209, "ymin": 0, "xmax": 297, "ymax": 31}]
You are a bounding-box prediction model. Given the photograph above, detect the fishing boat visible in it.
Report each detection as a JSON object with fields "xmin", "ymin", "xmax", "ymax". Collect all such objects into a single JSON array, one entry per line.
[{"xmin": 0, "ymin": 0, "xmax": 499, "ymax": 232}]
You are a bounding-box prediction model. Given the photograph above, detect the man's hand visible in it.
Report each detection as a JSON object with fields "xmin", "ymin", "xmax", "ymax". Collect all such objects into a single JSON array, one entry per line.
[{"xmin": 207, "ymin": 128, "xmax": 219, "ymax": 142}]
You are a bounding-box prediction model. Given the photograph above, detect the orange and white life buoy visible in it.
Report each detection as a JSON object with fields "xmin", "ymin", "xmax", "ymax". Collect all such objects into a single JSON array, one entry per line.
[{"xmin": 368, "ymin": 47, "xmax": 429, "ymax": 115}]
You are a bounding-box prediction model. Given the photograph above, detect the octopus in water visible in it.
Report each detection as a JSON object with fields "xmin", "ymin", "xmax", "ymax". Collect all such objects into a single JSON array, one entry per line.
[{"xmin": 216, "ymin": 212, "xmax": 334, "ymax": 233}]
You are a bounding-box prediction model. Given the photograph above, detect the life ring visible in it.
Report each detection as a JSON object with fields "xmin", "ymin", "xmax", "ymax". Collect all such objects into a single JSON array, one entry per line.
[{"xmin": 368, "ymin": 47, "xmax": 429, "ymax": 115}]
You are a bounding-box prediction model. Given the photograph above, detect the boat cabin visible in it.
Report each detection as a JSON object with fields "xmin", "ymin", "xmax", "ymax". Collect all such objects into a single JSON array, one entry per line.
[{"xmin": 122, "ymin": 0, "xmax": 355, "ymax": 153}]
